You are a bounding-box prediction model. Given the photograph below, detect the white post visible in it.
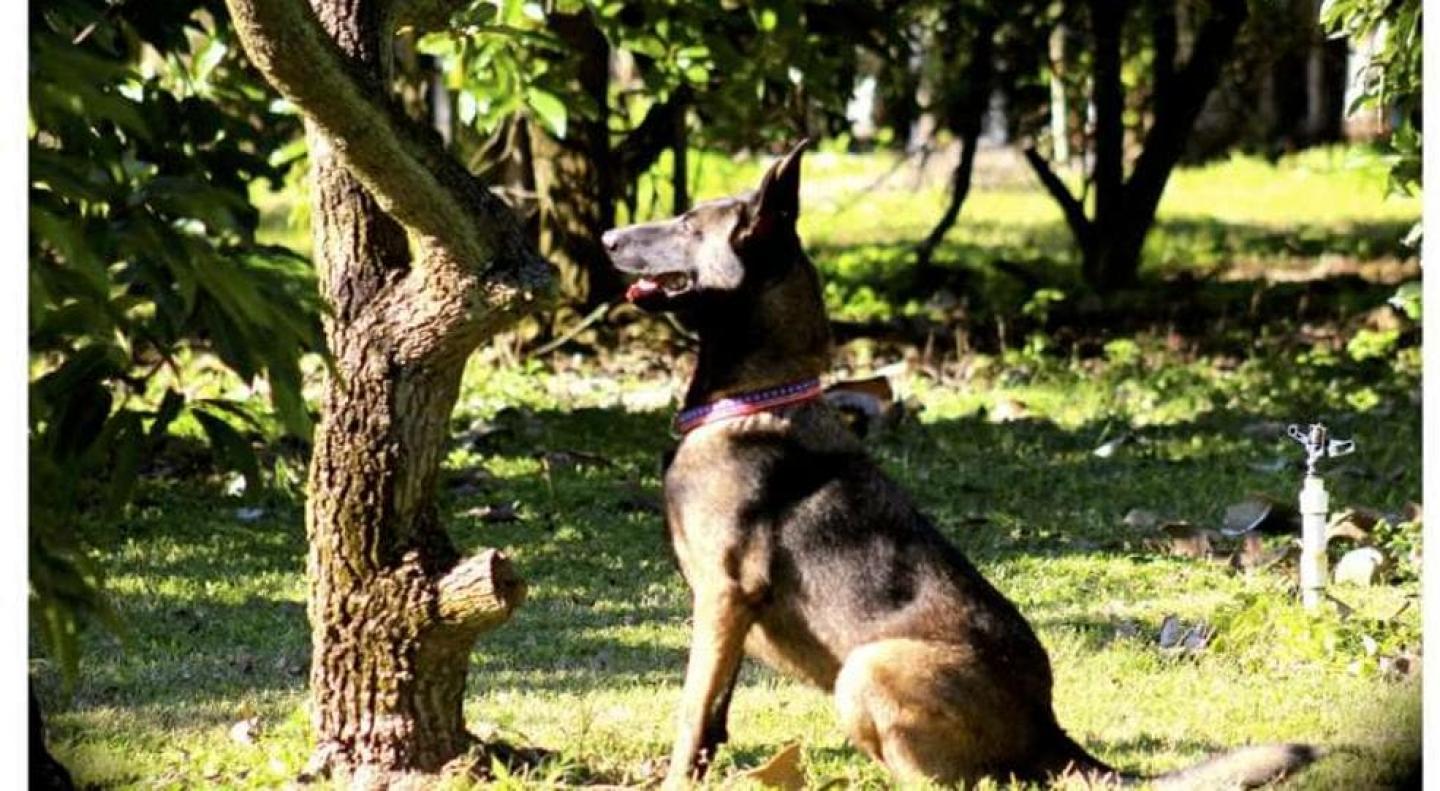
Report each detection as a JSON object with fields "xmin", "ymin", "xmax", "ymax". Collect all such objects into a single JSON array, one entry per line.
[{"xmin": 1298, "ymin": 474, "xmax": 1329, "ymax": 610}]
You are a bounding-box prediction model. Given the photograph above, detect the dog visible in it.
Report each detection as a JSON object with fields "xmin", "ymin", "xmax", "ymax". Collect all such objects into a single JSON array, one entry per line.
[{"xmin": 601, "ymin": 141, "xmax": 1317, "ymax": 788}]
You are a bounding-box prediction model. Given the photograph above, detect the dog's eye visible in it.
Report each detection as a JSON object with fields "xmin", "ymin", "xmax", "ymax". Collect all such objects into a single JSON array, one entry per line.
[{"xmin": 680, "ymin": 215, "xmax": 699, "ymax": 236}]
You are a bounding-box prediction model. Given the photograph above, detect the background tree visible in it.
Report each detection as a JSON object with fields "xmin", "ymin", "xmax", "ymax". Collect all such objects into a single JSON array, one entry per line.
[
  {"xmin": 30, "ymin": 0, "xmax": 321, "ymax": 685},
  {"xmin": 1322, "ymin": 0, "xmax": 1422, "ymax": 197},
  {"xmin": 223, "ymin": 0, "xmax": 547, "ymax": 780},
  {"xmin": 422, "ymin": 0, "xmax": 877, "ymax": 307},
  {"xmin": 912, "ymin": 0, "xmax": 1051, "ymax": 275},
  {"xmin": 1023, "ymin": 0, "xmax": 1249, "ymax": 292}
]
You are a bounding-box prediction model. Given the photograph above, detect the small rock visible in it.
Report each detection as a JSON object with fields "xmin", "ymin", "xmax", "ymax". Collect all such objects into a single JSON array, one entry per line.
[
  {"xmin": 1093, "ymin": 434, "xmax": 1135, "ymax": 459},
  {"xmin": 1122, "ymin": 509, "xmax": 1161, "ymax": 530},
  {"xmin": 1333, "ymin": 547, "xmax": 1387, "ymax": 586},
  {"xmin": 224, "ymin": 472, "xmax": 248, "ymax": 497},
  {"xmin": 987, "ymin": 398, "xmax": 1031, "ymax": 424},
  {"xmin": 229, "ymin": 716, "xmax": 262, "ymax": 745},
  {"xmin": 234, "ymin": 507, "xmax": 266, "ymax": 523}
]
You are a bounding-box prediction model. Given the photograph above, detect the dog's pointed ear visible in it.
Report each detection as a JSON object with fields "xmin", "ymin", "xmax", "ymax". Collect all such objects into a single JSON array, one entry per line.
[{"xmin": 739, "ymin": 138, "xmax": 809, "ymax": 246}]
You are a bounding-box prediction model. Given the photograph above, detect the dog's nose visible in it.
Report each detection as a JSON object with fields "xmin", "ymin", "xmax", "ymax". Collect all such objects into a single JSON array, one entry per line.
[{"xmin": 601, "ymin": 230, "xmax": 619, "ymax": 252}]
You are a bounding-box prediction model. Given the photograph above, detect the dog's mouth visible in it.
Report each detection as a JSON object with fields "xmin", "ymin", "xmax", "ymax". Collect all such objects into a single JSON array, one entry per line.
[{"xmin": 625, "ymin": 271, "xmax": 694, "ymax": 304}]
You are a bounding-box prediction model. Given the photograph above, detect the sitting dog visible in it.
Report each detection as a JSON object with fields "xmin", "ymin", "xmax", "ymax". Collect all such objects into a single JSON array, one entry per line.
[{"xmin": 601, "ymin": 141, "xmax": 1316, "ymax": 788}]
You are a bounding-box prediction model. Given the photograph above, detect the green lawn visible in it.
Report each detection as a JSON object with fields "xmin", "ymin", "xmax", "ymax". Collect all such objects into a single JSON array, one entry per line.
[{"xmin": 44, "ymin": 148, "xmax": 1421, "ymax": 789}]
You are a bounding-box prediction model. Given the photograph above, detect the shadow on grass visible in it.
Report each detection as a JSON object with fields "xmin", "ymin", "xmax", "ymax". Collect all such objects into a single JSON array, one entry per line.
[{"xmin": 51, "ymin": 386, "xmax": 1420, "ymax": 777}]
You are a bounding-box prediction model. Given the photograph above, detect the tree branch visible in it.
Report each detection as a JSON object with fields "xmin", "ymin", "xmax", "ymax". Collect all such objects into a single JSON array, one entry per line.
[
  {"xmin": 1023, "ymin": 146, "xmax": 1093, "ymax": 249},
  {"xmin": 1127, "ymin": 0, "xmax": 1247, "ymax": 216},
  {"xmin": 614, "ymin": 86, "xmax": 693, "ymax": 185},
  {"xmin": 225, "ymin": 0, "xmax": 549, "ymax": 307}
]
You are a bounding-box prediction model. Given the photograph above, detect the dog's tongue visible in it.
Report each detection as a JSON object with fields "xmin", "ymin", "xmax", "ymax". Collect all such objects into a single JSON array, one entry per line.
[{"xmin": 625, "ymin": 277, "xmax": 661, "ymax": 302}]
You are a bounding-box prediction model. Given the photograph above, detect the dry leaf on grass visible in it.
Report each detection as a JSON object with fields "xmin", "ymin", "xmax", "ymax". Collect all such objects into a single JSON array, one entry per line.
[
  {"xmin": 1155, "ymin": 522, "xmax": 1219, "ymax": 559},
  {"xmin": 741, "ymin": 742, "xmax": 805, "ymax": 790},
  {"xmin": 1221, "ymin": 496, "xmax": 1295, "ymax": 536},
  {"xmin": 463, "ymin": 502, "xmax": 520, "ymax": 523}
]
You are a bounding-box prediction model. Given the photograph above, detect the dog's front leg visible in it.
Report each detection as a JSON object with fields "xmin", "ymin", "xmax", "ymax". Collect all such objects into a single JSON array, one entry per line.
[{"xmin": 664, "ymin": 587, "xmax": 752, "ymax": 789}]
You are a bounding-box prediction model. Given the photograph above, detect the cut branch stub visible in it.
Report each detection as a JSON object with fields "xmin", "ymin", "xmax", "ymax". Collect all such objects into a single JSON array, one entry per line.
[{"xmin": 436, "ymin": 548, "xmax": 527, "ymax": 633}]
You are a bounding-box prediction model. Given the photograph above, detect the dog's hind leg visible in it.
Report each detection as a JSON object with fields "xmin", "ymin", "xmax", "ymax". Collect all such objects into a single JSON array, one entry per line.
[{"xmin": 834, "ymin": 639, "xmax": 1042, "ymax": 785}]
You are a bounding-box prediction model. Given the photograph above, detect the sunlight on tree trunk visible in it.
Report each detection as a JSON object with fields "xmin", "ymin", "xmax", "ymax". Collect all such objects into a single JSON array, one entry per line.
[{"xmin": 224, "ymin": 0, "xmax": 549, "ymax": 781}]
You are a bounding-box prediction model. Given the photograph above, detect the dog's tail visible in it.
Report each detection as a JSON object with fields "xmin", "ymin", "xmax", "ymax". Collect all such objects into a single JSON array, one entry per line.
[
  {"xmin": 1145, "ymin": 743, "xmax": 1320, "ymax": 789},
  {"xmin": 1043, "ymin": 732, "xmax": 1319, "ymax": 789}
]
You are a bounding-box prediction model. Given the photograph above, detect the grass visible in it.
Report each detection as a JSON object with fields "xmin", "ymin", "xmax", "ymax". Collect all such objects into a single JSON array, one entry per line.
[{"xmin": 44, "ymin": 147, "xmax": 1421, "ymax": 789}]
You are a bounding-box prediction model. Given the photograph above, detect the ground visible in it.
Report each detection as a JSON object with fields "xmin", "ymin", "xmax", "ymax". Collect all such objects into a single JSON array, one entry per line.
[{"xmin": 39, "ymin": 145, "xmax": 1421, "ymax": 789}]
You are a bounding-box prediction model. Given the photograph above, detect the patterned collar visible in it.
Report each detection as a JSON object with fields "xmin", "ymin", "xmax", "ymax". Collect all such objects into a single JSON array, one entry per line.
[{"xmin": 674, "ymin": 377, "xmax": 824, "ymax": 435}]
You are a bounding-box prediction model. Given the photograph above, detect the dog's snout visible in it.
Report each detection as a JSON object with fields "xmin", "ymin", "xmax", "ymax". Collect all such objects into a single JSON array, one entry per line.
[{"xmin": 601, "ymin": 229, "xmax": 620, "ymax": 253}]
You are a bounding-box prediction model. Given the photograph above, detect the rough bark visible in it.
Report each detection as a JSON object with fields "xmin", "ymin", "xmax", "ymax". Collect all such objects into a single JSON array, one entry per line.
[
  {"xmin": 225, "ymin": 0, "xmax": 544, "ymax": 780},
  {"xmin": 1025, "ymin": 0, "xmax": 1247, "ymax": 292}
]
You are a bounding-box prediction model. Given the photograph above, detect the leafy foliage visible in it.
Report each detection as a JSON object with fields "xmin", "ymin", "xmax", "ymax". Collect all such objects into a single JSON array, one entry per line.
[
  {"xmin": 29, "ymin": 0, "xmax": 321, "ymax": 684},
  {"xmin": 422, "ymin": 0, "xmax": 880, "ymax": 152},
  {"xmin": 1322, "ymin": 0, "xmax": 1422, "ymax": 195}
]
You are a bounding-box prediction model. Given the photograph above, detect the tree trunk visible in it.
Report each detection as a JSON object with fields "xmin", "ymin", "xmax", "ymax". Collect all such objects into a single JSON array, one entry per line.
[
  {"xmin": 915, "ymin": 14, "xmax": 997, "ymax": 274},
  {"xmin": 673, "ymin": 111, "xmax": 690, "ymax": 214},
  {"xmin": 1086, "ymin": 0, "xmax": 1128, "ymax": 290},
  {"xmin": 530, "ymin": 9, "xmax": 621, "ymax": 308},
  {"xmin": 1048, "ymin": 25, "xmax": 1070, "ymax": 164},
  {"xmin": 1027, "ymin": 0, "xmax": 1246, "ymax": 293},
  {"xmin": 30, "ymin": 685, "xmax": 74, "ymax": 791},
  {"xmin": 225, "ymin": 0, "xmax": 546, "ymax": 782}
]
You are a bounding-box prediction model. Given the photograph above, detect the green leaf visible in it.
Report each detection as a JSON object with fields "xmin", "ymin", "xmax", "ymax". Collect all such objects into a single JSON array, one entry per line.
[
  {"xmin": 526, "ymin": 87, "xmax": 567, "ymax": 138},
  {"xmin": 193, "ymin": 408, "xmax": 261, "ymax": 496}
]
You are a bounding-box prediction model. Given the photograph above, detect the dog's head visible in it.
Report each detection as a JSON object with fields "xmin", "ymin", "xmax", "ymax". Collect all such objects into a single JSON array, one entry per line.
[{"xmin": 602, "ymin": 140, "xmax": 810, "ymax": 314}]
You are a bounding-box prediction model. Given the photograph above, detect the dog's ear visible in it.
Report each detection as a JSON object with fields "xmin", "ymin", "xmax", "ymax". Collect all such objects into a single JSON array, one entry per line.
[{"xmin": 738, "ymin": 138, "xmax": 809, "ymax": 246}]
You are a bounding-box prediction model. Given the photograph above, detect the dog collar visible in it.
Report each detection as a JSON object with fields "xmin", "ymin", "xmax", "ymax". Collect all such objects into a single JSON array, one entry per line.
[{"xmin": 675, "ymin": 378, "xmax": 824, "ymax": 435}]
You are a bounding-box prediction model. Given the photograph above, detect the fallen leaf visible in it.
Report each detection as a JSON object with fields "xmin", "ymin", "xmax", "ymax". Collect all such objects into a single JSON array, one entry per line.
[
  {"xmin": 1092, "ymin": 433, "xmax": 1135, "ymax": 459},
  {"xmin": 1248, "ymin": 458, "xmax": 1290, "ymax": 474},
  {"xmin": 464, "ymin": 502, "xmax": 520, "ymax": 523},
  {"xmin": 1159, "ymin": 522, "xmax": 1218, "ymax": 559},
  {"xmin": 1157, "ymin": 614, "xmax": 1211, "ymax": 654},
  {"xmin": 742, "ymin": 742, "xmax": 805, "ymax": 790},
  {"xmin": 1326, "ymin": 509, "xmax": 1376, "ymax": 545},
  {"xmin": 1241, "ymin": 420, "xmax": 1287, "ymax": 439},
  {"xmin": 1221, "ymin": 496, "xmax": 1295, "ymax": 536},
  {"xmin": 1401, "ymin": 501, "xmax": 1423, "ymax": 525},
  {"xmin": 1229, "ymin": 531, "xmax": 1266, "ymax": 571},
  {"xmin": 1157, "ymin": 615, "xmax": 1184, "ymax": 649},
  {"xmin": 1379, "ymin": 653, "xmax": 1415, "ymax": 680},
  {"xmin": 539, "ymin": 449, "xmax": 614, "ymax": 472}
]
